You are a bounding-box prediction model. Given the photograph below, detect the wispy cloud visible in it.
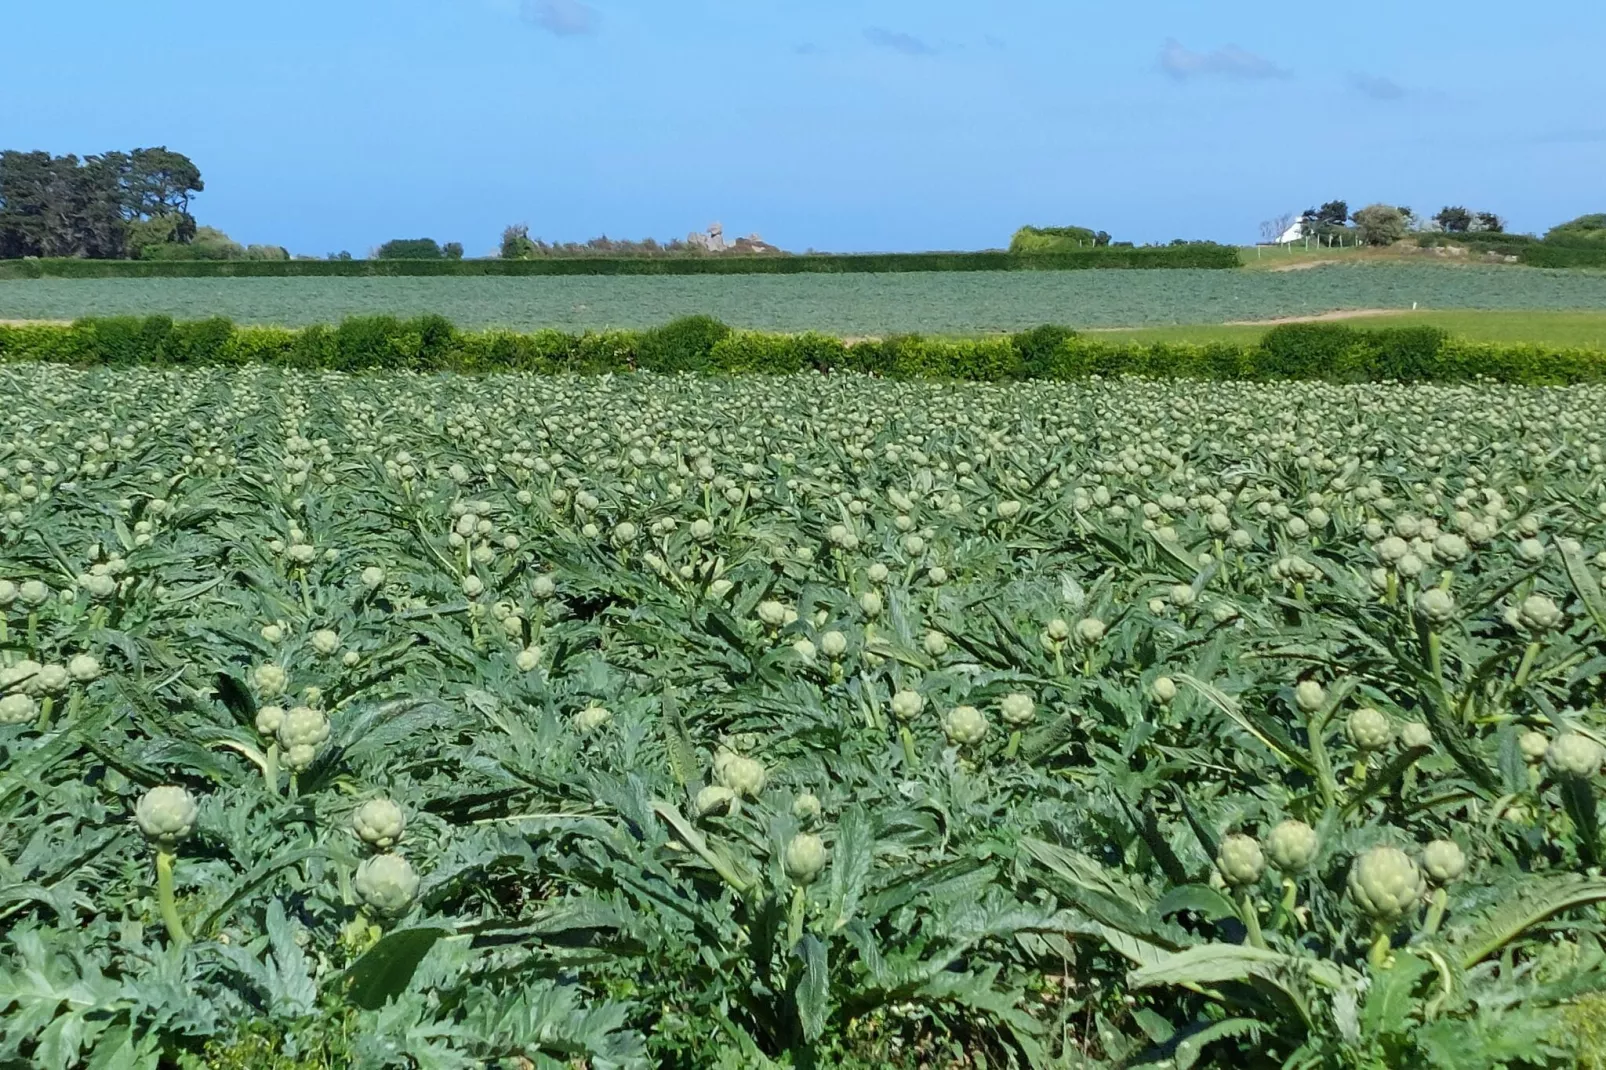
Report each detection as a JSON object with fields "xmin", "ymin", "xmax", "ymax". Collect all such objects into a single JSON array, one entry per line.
[
  {"xmin": 793, "ymin": 42, "xmax": 824, "ymax": 55},
  {"xmin": 1350, "ymin": 73, "xmax": 1406, "ymax": 101},
  {"xmin": 1160, "ymin": 38, "xmax": 1288, "ymax": 81},
  {"xmin": 520, "ymin": 0, "xmax": 598, "ymax": 37},
  {"xmin": 865, "ymin": 27, "xmax": 936, "ymax": 57}
]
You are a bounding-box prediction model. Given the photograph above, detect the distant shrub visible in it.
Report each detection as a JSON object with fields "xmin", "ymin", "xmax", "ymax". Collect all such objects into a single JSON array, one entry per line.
[
  {"xmin": 1353, "ymin": 204, "xmax": 1408, "ymax": 247},
  {"xmin": 1010, "ymin": 324, "xmax": 1078, "ymax": 378},
  {"xmin": 443, "ymin": 242, "xmax": 465, "ymax": 260},
  {"xmin": 1010, "ymin": 225, "xmax": 1110, "ymax": 253},
  {"xmin": 635, "ymin": 315, "xmax": 732, "ymax": 372},
  {"xmin": 375, "ymin": 238, "xmax": 444, "ymax": 260}
]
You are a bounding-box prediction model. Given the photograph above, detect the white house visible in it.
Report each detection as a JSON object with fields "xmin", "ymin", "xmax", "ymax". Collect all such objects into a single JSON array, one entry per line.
[{"xmin": 1275, "ymin": 218, "xmax": 1308, "ymax": 245}]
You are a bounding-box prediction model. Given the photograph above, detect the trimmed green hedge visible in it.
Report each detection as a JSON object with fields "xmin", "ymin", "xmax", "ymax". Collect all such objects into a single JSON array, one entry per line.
[
  {"xmin": 3, "ymin": 315, "xmax": 1605, "ymax": 384},
  {"xmin": 0, "ymin": 245, "xmax": 1240, "ymax": 279},
  {"xmin": 1519, "ymin": 245, "xmax": 1606, "ymax": 269}
]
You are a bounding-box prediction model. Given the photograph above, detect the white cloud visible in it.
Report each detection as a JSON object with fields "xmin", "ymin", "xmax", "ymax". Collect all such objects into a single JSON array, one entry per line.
[
  {"xmin": 521, "ymin": 0, "xmax": 598, "ymax": 37},
  {"xmin": 1349, "ymin": 73, "xmax": 1406, "ymax": 100},
  {"xmin": 865, "ymin": 28, "xmax": 936, "ymax": 57},
  {"xmin": 1160, "ymin": 39, "xmax": 1288, "ymax": 81}
]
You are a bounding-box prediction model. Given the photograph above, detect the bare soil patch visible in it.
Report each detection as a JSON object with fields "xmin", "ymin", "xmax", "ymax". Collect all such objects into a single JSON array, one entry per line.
[{"xmin": 1222, "ymin": 308, "xmax": 1410, "ymax": 327}]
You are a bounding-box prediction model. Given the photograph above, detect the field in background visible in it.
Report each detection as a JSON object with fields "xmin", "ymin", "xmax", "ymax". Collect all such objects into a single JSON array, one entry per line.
[
  {"xmin": 4, "ymin": 265, "xmax": 1606, "ymax": 336},
  {"xmin": 1094, "ymin": 310, "xmax": 1606, "ymax": 349}
]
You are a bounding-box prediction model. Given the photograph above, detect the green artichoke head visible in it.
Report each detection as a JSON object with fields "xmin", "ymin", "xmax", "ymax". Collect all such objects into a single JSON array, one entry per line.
[
  {"xmin": 1265, "ymin": 819, "xmax": 1320, "ymax": 873},
  {"xmin": 784, "ymin": 833, "xmax": 828, "ymax": 886},
  {"xmin": 355, "ymin": 853, "xmax": 420, "ymax": 917},
  {"xmin": 1216, "ymin": 833, "xmax": 1265, "ymax": 887},
  {"xmin": 135, "ymin": 785, "xmax": 199, "ymax": 849},
  {"xmin": 353, "ymin": 799, "xmax": 407, "ymax": 849},
  {"xmin": 1546, "ymin": 733, "xmax": 1602, "ymax": 779},
  {"xmin": 999, "ymin": 692, "xmax": 1036, "ymax": 727},
  {"xmin": 1421, "ymin": 840, "xmax": 1467, "ymax": 885},
  {"xmin": 942, "ymin": 705, "xmax": 989, "ymax": 746},
  {"xmin": 1347, "ymin": 846, "xmax": 1425, "ymax": 920},
  {"xmin": 1346, "ymin": 708, "xmax": 1392, "ymax": 752}
]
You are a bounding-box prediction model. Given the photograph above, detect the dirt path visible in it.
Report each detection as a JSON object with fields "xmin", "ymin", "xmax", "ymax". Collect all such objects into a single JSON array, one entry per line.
[
  {"xmin": 0, "ymin": 318, "xmax": 71, "ymax": 326},
  {"xmin": 1267, "ymin": 259, "xmax": 1340, "ymax": 273},
  {"xmin": 1221, "ymin": 308, "xmax": 1410, "ymax": 327}
]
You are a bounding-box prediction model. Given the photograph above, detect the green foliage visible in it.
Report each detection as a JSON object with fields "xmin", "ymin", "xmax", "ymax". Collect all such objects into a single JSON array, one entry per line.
[
  {"xmin": 1546, "ymin": 214, "xmax": 1606, "ymax": 246},
  {"xmin": 1009, "ymin": 225, "xmax": 1110, "ymax": 253},
  {"xmin": 374, "ymin": 238, "xmax": 443, "ymax": 260},
  {"xmin": 0, "ymin": 145, "xmax": 202, "ymax": 260},
  {"xmin": 2, "ymin": 364, "xmax": 1606, "ymax": 1066},
  {"xmin": 635, "ymin": 314, "xmax": 732, "ymax": 372},
  {"xmin": 6, "ymin": 317, "xmax": 1606, "ymax": 384},
  {"xmin": 1354, "ymin": 204, "xmax": 1409, "ymax": 247}
]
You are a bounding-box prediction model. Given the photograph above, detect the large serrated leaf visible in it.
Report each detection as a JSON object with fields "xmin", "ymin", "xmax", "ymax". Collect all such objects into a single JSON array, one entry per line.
[{"xmin": 342, "ymin": 926, "xmax": 451, "ymax": 1010}]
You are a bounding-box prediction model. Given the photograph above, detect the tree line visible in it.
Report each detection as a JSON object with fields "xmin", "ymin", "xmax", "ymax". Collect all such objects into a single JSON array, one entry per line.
[{"xmin": 0, "ymin": 148, "xmax": 205, "ymax": 259}]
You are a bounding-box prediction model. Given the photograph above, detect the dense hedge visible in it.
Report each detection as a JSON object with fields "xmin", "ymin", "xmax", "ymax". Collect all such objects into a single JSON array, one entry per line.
[
  {"xmin": 3, "ymin": 315, "xmax": 1605, "ymax": 384},
  {"xmin": 1519, "ymin": 245, "xmax": 1606, "ymax": 269},
  {"xmin": 0, "ymin": 245, "xmax": 1241, "ymax": 279}
]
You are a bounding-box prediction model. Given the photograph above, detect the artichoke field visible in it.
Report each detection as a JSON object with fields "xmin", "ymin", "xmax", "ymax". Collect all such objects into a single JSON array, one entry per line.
[{"xmin": 3, "ymin": 363, "xmax": 1606, "ymax": 1068}]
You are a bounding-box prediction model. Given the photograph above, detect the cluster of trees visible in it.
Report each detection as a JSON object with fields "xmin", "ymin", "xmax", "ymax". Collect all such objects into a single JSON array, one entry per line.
[
  {"xmin": 1009, "ymin": 225, "xmax": 1114, "ymax": 253},
  {"xmin": 498, "ymin": 224, "xmax": 782, "ymax": 260},
  {"xmin": 1262, "ymin": 201, "xmax": 1508, "ymax": 247},
  {"xmin": 0, "ymin": 147, "xmax": 207, "ymax": 259},
  {"xmin": 374, "ymin": 238, "xmax": 464, "ymax": 260}
]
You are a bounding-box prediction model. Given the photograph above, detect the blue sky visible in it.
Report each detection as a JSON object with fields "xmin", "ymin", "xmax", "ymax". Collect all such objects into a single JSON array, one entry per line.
[{"xmin": 5, "ymin": 0, "xmax": 1603, "ymax": 254}]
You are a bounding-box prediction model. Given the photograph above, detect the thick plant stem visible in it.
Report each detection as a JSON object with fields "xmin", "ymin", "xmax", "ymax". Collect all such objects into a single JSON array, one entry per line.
[
  {"xmin": 1004, "ymin": 730, "xmax": 1022, "ymax": 761},
  {"xmin": 156, "ymin": 850, "xmax": 188, "ymax": 948},
  {"xmin": 787, "ymin": 885, "xmax": 806, "ymax": 948},
  {"xmin": 1513, "ymin": 641, "xmax": 1541, "ymax": 689},
  {"xmin": 1368, "ymin": 927, "xmax": 1393, "ymax": 970},
  {"xmin": 264, "ymin": 742, "xmax": 280, "ymax": 796},
  {"xmin": 1421, "ymin": 887, "xmax": 1448, "ymax": 937},
  {"xmin": 1308, "ymin": 717, "xmax": 1338, "ymax": 812},
  {"xmin": 900, "ymin": 726, "xmax": 918, "ymax": 768},
  {"xmin": 1238, "ymin": 889, "xmax": 1266, "ymax": 949},
  {"xmin": 1279, "ymin": 877, "xmax": 1298, "ymax": 921},
  {"xmin": 37, "ymin": 696, "xmax": 53, "ymax": 732}
]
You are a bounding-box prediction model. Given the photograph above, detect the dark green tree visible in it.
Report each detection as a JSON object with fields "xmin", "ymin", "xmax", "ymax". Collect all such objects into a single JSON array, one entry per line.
[
  {"xmin": 376, "ymin": 238, "xmax": 443, "ymax": 259},
  {"xmin": 1434, "ymin": 206, "xmax": 1474, "ymax": 233}
]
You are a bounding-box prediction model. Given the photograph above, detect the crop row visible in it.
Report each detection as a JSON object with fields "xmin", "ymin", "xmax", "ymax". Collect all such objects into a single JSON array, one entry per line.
[{"xmin": 3, "ymin": 366, "xmax": 1606, "ymax": 1067}]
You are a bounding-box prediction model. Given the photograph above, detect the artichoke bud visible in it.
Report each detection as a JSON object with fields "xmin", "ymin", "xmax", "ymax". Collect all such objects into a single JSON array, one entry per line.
[
  {"xmin": 890, "ymin": 689, "xmax": 925, "ymax": 722},
  {"xmin": 1216, "ymin": 834, "xmax": 1265, "ymax": 887},
  {"xmin": 1347, "ymin": 846, "xmax": 1425, "ymax": 920},
  {"xmin": 1546, "ymin": 733, "xmax": 1602, "ymax": 779},
  {"xmin": 573, "ymin": 704, "xmax": 613, "ymax": 734},
  {"xmin": 942, "ymin": 705, "xmax": 989, "ymax": 746},
  {"xmin": 999, "ymin": 692, "xmax": 1036, "ymax": 727},
  {"xmin": 784, "ymin": 833, "xmax": 828, "ymax": 886},
  {"xmin": 255, "ymin": 705, "xmax": 286, "ymax": 736},
  {"xmin": 718, "ymin": 755, "xmax": 767, "ymax": 798},
  {"xmin": 694, "ymin": 785, "xmax": 738, "ymax": 818},
  {"xmin": 1421, "ymin": 840, "xmax": 1466, "ymax": 885},
  {"xmin": 1399, "ymin": 722, "xmax": 1433, "ymax": 750},
  {"xmin": 1265, "ymin": 820, "xmax": 1319, "ymax": 873},
  {"xmin": 135, "ymin": 785, "xmax": 199, "ymax": 849},
  {"xmin": 1346, "ymin": 708, "xmax": 1392, "ymax": 752},
  {"xmin": 353, "ymin": 799, "xmax": 407, "ymax": 849},
  {"xmin": 355, "ymin": 853, "xmax": 420, "ymax": 917},
  {"xmin": 792, "ymin": 792, "xmax": 822, "ymax": 824}
]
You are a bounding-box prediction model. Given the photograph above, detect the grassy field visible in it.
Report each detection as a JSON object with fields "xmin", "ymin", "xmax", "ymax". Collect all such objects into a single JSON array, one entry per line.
[
  {"xmin": 4, "ymin": 264, "xmax": 1606, "ymax": 336},
  {"xmin": 1094, "ymin": 309, "xmax": 1606, "ymax": 348}
]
